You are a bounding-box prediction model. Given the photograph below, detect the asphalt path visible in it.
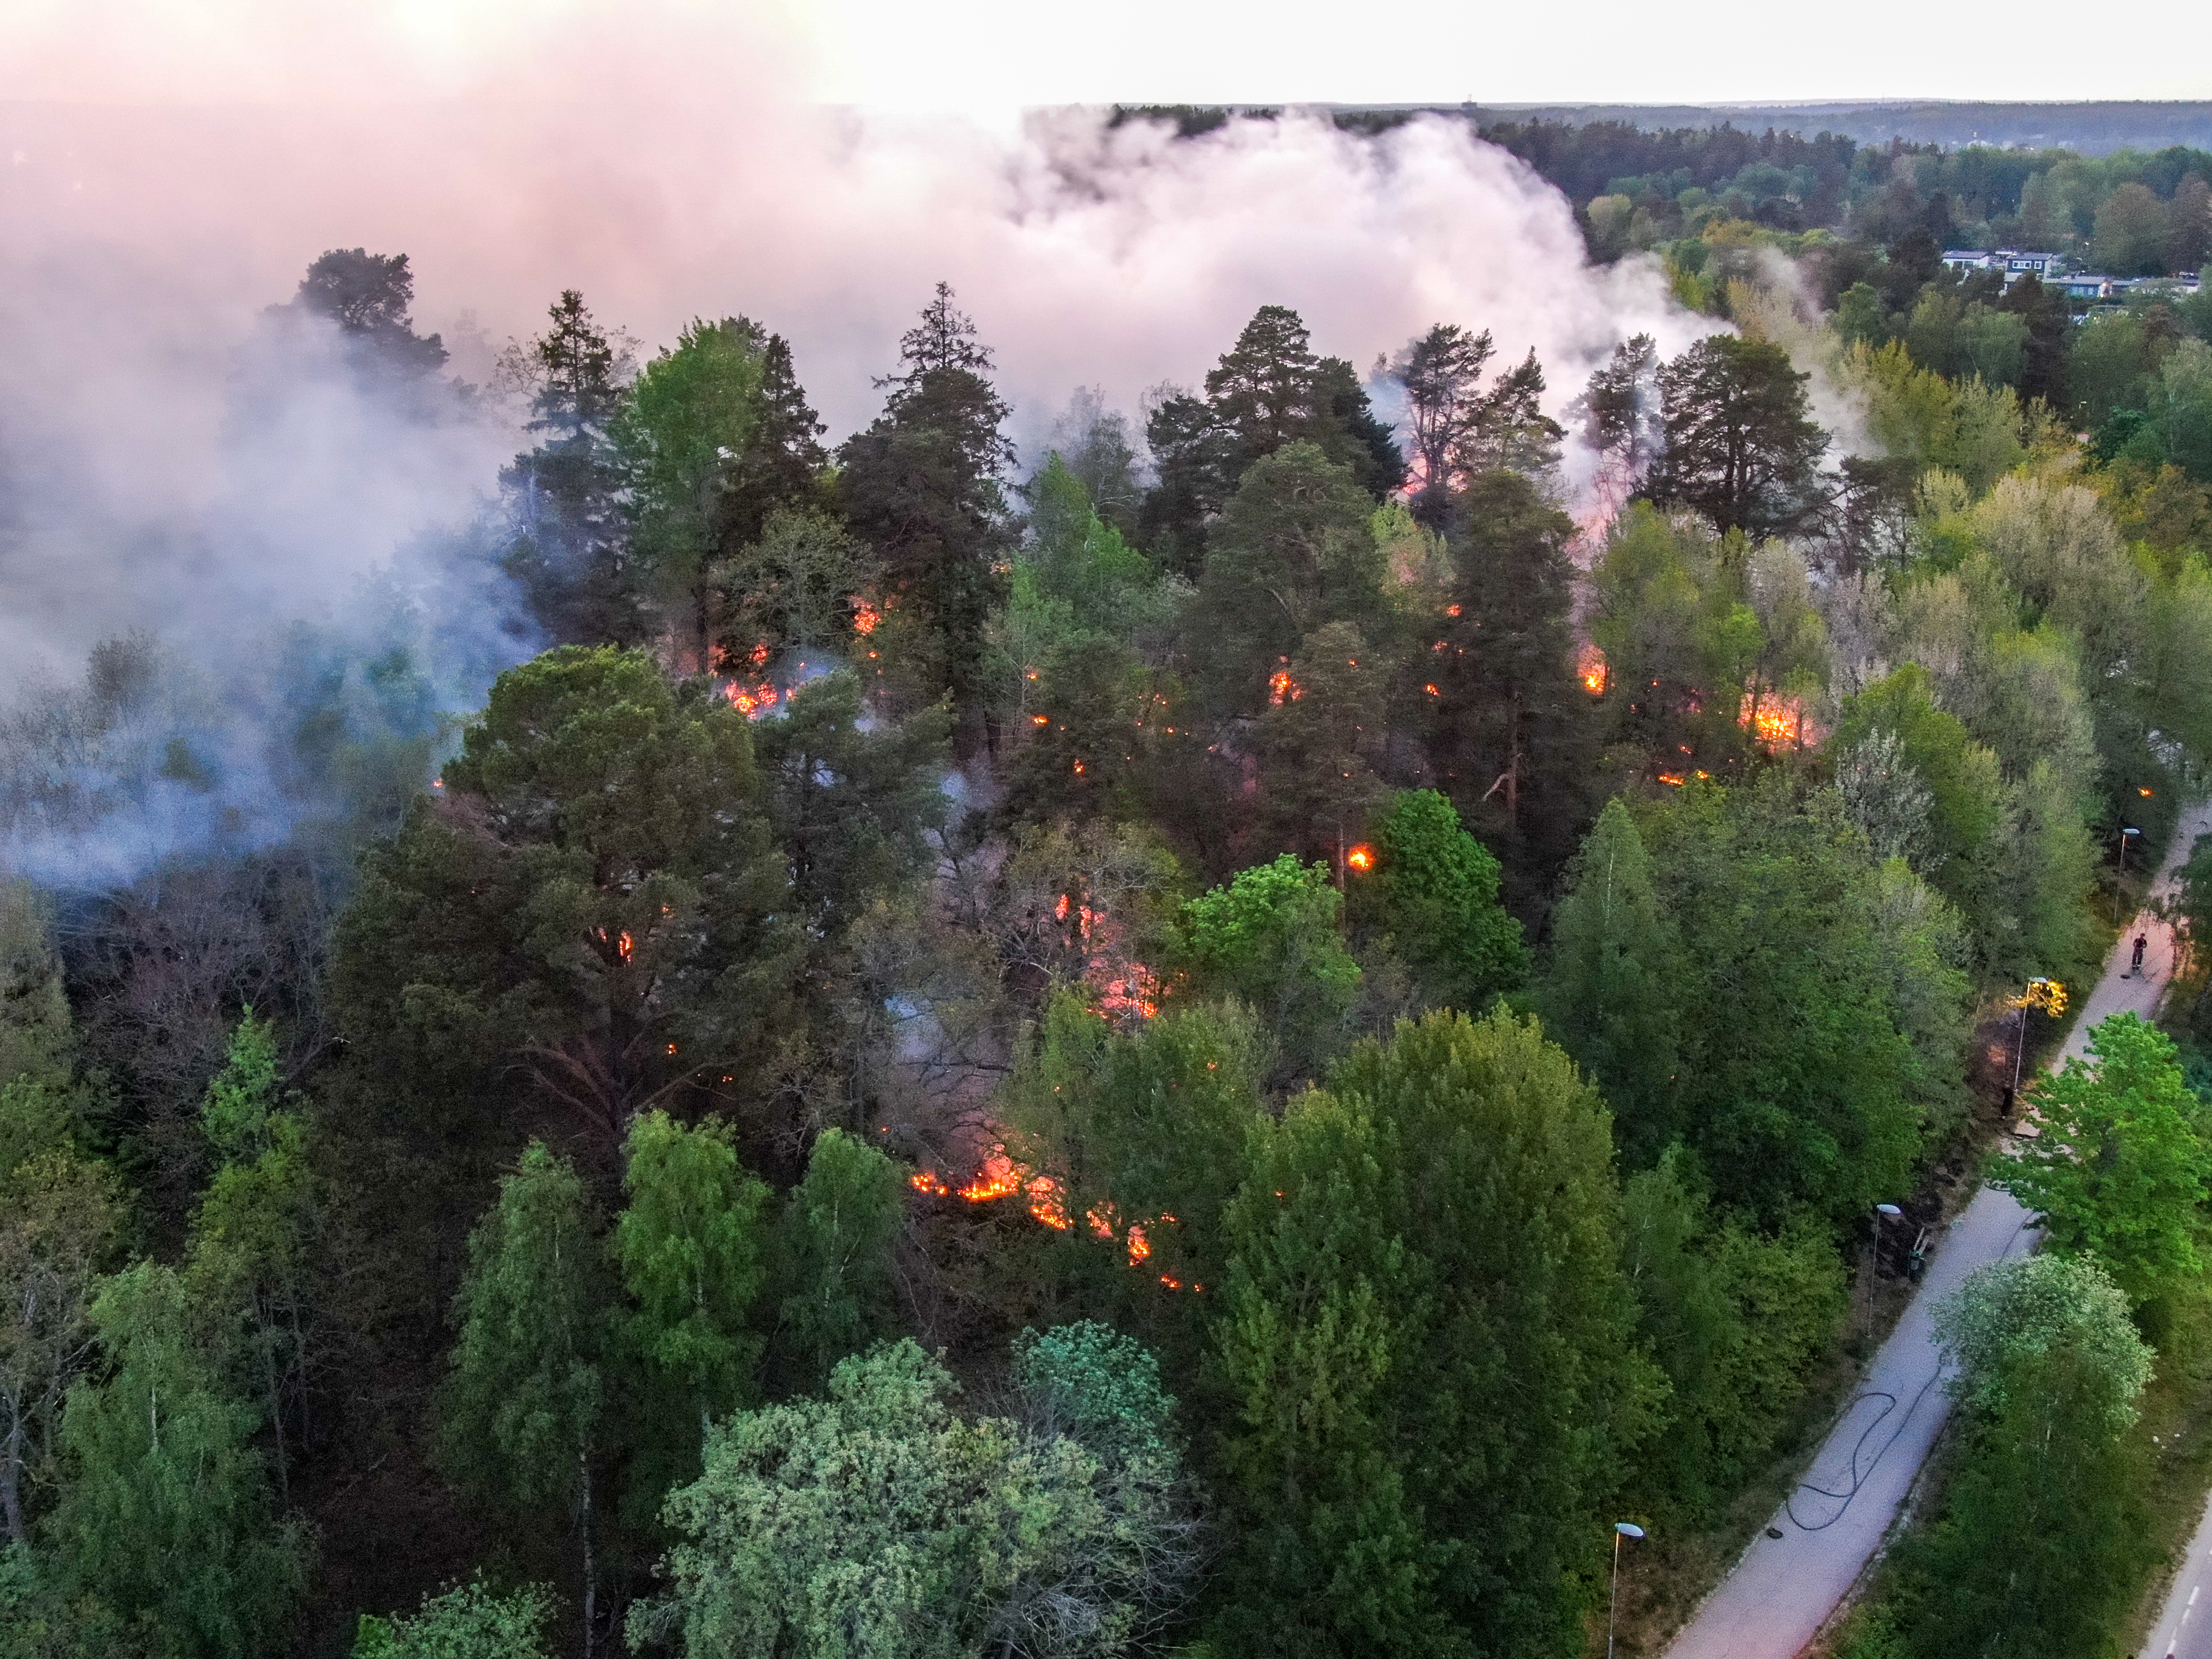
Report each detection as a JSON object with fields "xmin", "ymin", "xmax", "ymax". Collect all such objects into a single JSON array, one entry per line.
[
  {"xmin": 1667, "ymin": 798, "xmax": 2211, "ymax": 1659},
  {"xmin": 2137, "ymin": 809, "xmax": 2212, "ymax": 1659}
]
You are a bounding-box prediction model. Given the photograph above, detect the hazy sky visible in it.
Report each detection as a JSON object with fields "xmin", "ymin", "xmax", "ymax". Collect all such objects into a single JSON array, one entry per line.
[{"xmin": 8, "ymin": 0, "xmax": 2209, "ymax": 112}]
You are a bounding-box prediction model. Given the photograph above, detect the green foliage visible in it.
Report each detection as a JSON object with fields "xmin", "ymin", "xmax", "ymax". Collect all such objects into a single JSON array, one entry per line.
[
  {"xmin": 0, "ymin": 883, "xmax": 73, "ymax": 1093},
  {"xmin": 1190, "ymin": 442, "xmax": 1386, "ymax": 721},
  {"xmin": 184, "ymin": 1105, "xmax": 314, "ymax": 1498},
  {"xmin": 1, "ymin": 1152, "xmax": 123, "ymax": 1545},
  {"xmin": 438, "ymin": 1142, "xmax": 607, "ymax": 1516},
  {"xmin": 1426, "ymin": 470, "xmax": 1595, "ymax": 885},
  {"xmin": 1539, "ymin": 800, "xmax": 1683, "ymax": 1166},
  {"xmin": 1875, "ymin": 1254, "xmax": 2156, "ymax": 1659},
  {"xmin": 613, "ymin": 1111, "xmax": 768, "ymax": 1510},
  {"xmin": 1025, "ymin": 455, "xmax": 1167, "ymax": 638},
  {"xmin": 500, "ymin": 289, "xmax": 642, "ymax": 648},
  {"xmin": 1363, "ymin": 789, "xmax": 1527, "ymax": 1013},
  {"xmin": 197, "ymin": 1012, "xmax": 281, "ymax": 1164},
  {"xmin": 1255, "ymin": 622, "xmax": 1387, "ymax": 858},
  {"xmin": 1011, "ymin": 1321, "xmax": 1176, "ymax": 1459},
  {"xmin": 707, "ymin": 507, "xmax": 873, "ymax": 675},
  {"xmin": 770, "ymin": 1127, "xmax": 904, "ymax": 1391},
  {"xmin": 757, "ymin": 668, "xmax": 950, "ymax": 934},
  {"xmin": 1618, "ymin": 1149, "xmax": 1845, "ymax": 1519},
  {"xmin": 1172, "ymin": 857, "xmax": 1360, "ymax": 1088},
  {"xmin": 1628, "ymin": 778, "xmax": 1958, "ymax": 1224},
  {"xmin": 608, "ymin": 316, "xmax": 769, "ymax": 657},
  {"xmin": 999, "ymin": 990, "xmax": 1267, "ymax": 1305},
  {"xmin": 332, "ymin": 645, "xmax": 796, "ymax": 1142},
  {"xmin": 1213, "ymin": 1009, "xmax": 1655, "ymax": 1659},
  {"xmin": 839, "ymin": 284, "xmax": 1016, "ymax": 726},
  {"xmin": 50, "ymin": 1261, "xmax": 304, "ymax": 1657},
  {"xmin": 1649, "ymin": 333, "xmax": 1827, "ymax": 539},
  {"xmin": 637, "ymin": 1334, "xmax": 1199, "ymax": 1659},
  {"xmin": 1989, "ymin": 1012, "xmax": 2212, "ymax": 1305},
  {"xmin": 352, "ymin": 1579, "xmax": 554, "ymax": 1659},
  {"xmin": 1933, "ymin": 1254, "xmax": 2151, "ymax": 1431}
]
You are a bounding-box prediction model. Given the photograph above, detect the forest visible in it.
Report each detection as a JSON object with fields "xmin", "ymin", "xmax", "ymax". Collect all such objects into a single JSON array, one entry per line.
[{"xmin": 3, "ymin": 105, "xmax": 2212, "ymax": 1659}]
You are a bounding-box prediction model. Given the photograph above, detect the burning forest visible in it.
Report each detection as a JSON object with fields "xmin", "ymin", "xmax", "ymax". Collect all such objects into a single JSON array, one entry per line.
[{"xmin": 4, "ymin": 12, "xmax": 2212, "ymax": 1658}]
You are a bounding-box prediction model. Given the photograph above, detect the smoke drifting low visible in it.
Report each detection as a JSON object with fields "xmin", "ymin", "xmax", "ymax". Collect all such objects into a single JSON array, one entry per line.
[{"xmin": 0, "ymin": 4, "xmax": 1712, "ymax": 882}]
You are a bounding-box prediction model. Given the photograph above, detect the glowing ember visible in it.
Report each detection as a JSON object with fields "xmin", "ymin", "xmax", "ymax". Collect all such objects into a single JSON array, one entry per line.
[
  {"xmin": 852, "ymin": 600, "xmax": 881, "ymax": 635},
  {"xmin": 1657, "ymin": 772, "xmax": 1687, "ymax": 787},
  {"xmin": 617, "ymin": 930, "xmax": 634, "ymax": 962},
  {"xmin": 1267, "ymin": 666, "xmax": 1297, "ymax": 706},
  {"xmin": 1031, "ymin": 713, "xmax": 1050, "ymax": 726},
  {"xmin": 1125, "ymin": 1223, "xmax": 1151, "ymax": 1265},
  {"xmin": 1422, "ymin": 683, "xmax": 1440, "ymax": 697},
  {"xmin": 1578, "ymin": 644, "xmax": 1608, "ymax": 696},
  {"xmin": 1096, "ymin": 964, "xmax": 1160, "ymax": 1020},
  {"xmin": 1346, "ymin": 844, "xmax": 1375, "ymax": 872}
]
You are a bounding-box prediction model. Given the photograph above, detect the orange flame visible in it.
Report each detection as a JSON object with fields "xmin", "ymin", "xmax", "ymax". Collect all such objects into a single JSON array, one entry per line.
[
  {"xmin": 1267, "ymin": 666, "xmax": 1297, "ymax": 706},
  {"xmin": 724, "ymin": 680, "xmax": 780, "ymax": 717},
  {"xmin": 1657, "ymin": 772, "xmax": 1687, "ymax": 787},
  {"xmin": 1346, "ymin": 845, "xmax": 1375, "ymax": 872},
  {"xmin": 852, "ymin": 600, "xmax": 881, "ymax": 636},
  {"xmin": 1739, "ymin": 695, "xmax": 1812, "ymax": 748},
  {"xmin": 1578, "ymin": 644, "xmax": 1608, "ymax": 696}
]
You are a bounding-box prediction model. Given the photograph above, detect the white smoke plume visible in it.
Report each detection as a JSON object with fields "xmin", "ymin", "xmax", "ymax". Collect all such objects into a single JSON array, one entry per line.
[{"xmin": 0, "ymin": 2, "xmax": 1714, "ymax": 880}]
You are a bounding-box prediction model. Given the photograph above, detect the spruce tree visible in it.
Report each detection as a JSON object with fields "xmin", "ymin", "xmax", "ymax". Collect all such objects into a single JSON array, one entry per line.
[
  {"xmin": 502, "ymin": 290, "xmax": 642, "ymax": 646},
  {"xmin": 839, "ymin": 284, "xmax": 1016, "ymax": 743}
]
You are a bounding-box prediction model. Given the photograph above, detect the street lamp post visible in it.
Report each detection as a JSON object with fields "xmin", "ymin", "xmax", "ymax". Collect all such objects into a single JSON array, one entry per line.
[
  {"xmin": 2115, "ymin": 825, "xmax": 2143, "ymax": 922},
  {"xmin": 1865, "ymin": 1203, "xmax": 1902, "ymax": 1340},
  {"xmin": 1609, "ymin": 1521, "xmax": 1646, "ymax": 1659}
]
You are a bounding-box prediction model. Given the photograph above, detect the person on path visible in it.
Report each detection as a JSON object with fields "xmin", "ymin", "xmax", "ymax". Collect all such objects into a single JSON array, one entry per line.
[{"xmin": 2132, "ymin": 932, "xmax": 2148, "ymax": 976}]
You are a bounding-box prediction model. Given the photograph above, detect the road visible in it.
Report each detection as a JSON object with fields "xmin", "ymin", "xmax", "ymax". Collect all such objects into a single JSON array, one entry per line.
[
  {"xmin": 1667, "ymin": 797, "xmax": 2212, "ymax": 1659},
  {"xmin": 2139, "ymin": 811, "xmax": 2212, "ymax": 1659}
]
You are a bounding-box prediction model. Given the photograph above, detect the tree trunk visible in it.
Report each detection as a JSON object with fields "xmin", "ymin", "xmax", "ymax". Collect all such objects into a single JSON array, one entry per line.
[
  {"xmin": 578, "ymin": 1442, "xmax": 597, "ymax": 1659},
  {"xmin": 2, "ymin": 1404, "xmax": 24, "ymax": 1544}
]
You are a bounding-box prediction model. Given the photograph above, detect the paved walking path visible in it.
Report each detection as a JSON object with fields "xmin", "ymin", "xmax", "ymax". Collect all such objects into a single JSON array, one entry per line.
[
  {"xmin": 1667, "ymin": 799, "xmax": 2211, "ymax": 1659},
  {"xmin": 2135, "ymin": 811, "xmax": 2212, "ymax": 1659}
]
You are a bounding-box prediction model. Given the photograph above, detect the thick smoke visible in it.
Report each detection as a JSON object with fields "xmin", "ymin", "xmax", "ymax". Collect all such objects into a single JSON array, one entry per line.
[{"xmin": 0, "ymin": 5, "xmax": 1713, "ymax": 883}]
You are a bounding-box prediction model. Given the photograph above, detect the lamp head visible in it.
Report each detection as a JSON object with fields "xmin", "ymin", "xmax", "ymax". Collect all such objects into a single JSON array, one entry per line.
[
  {"xmin": 1876, "ymin": 1203, "xmax": 1902, "ymax": 1217},
  {"xmin": 1615, "ymin": 1522, "xmax": 1646, "ymax": 1539}
]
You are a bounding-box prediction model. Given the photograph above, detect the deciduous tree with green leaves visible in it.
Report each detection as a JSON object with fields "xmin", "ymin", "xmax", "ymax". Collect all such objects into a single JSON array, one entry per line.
[
  {"xmin": 438, "ymin": 1143, "xmax": 609, "ymax": 1646},
  {"xmin": 635, "ymin": 1332, "xmax": 1201, "ymax": 1659},
  {"xmin": 353, "ymin": 1579, "xmax": 554, "ymax": 1659},
  {"xmin": 769, "ymin": 1127, "xmax": 904, "ymax": 1394},
  {"xmin": 186, "ymin": 1014, "xmax": 317, "ymax": 1501},
  {"xmin": 613, "ymin": 1111, "xmax": 768, "ymax": 1514},
  {"xmin": 1171, "ymin": 855, "xmax": 1360, "ymax": 1090},
  {"xmin": 1538, "ymin": 799, "xmax": 1683, "ymax": 1167},
  {"xmin": 1214, "ymin": 1009, "xmax": 1656, "ymax": 1659},
  {"xmin": 1360, "ymin": 789, "xmax": 1527, "ymax": 1014},
  {"xmin": 1990, "ymin": 1011, "xmax": 2211, "ymax": 1306},
  {"xmin": 51, "ymin": 1261, "xmax": 305, "ymax": 1657}
]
